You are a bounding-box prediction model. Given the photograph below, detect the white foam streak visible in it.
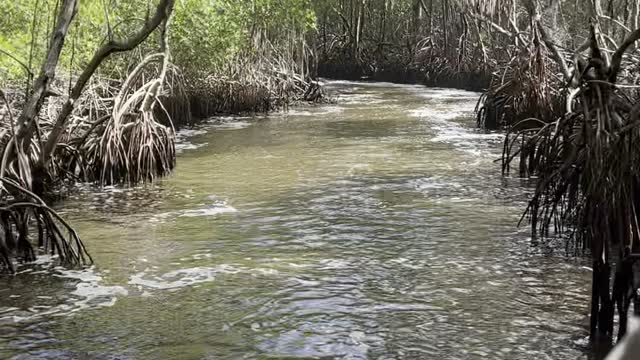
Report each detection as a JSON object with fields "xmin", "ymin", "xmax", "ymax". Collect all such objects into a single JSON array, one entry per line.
[
  {"xmin": 207, "ymin": 120, "xmax": 252, "ymax": 130},
  {"xmin": 409, "ymin": 95, "xmax": 503, "ymax": 156},
  {"xmin": 179, "ymin": 205, "xmax": 238, "ymax": 217},
  {"xmin": 152, "ymin": 198, "xmax": 237, "ymax": 221},
  {"xmin": 129, "ymin": 265, "xmax": 240, "ymax": 290},
  {"xmin": 284, "ymin": 106, "xmax": 343, "ymax": 117},
  {"xmin": 4, "ymin": 267, "xmax": 127, "ymax": 323}
]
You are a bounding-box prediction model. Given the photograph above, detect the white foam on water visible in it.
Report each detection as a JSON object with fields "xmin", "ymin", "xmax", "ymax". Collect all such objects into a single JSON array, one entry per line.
[
  {"xmin": 3, "ymin": 267, "xmax": 127, "ymax": 323},
  {"xmin": 128, "ymin": 265, "xmax": 241, "ymax": 290},
  {"xmin": 214, "ymin": 115, "xmax": 252, "ymax": 121},
  {"xmin": 411, "ymin": 176, "xmax": 463, "ymax": 192},
  {"xmin": 346, "ymin": 163, "xmax": 371, "ymax": 176},
  {"xmin": 175, "ymin": 142, "xmax": 208, "ymax": 153},
  {"xmin": 152, "ymin": 197, "xmax": 237, "ymax": 222},
  {"xmin": 322, "ymin": 79, "xmax": 424, "ymax": 89},
  {"xmin": 93, "ymin": 185, "xmax": 126, "ymax": 194},
  {"xmin": 334, "ymin": 92, "xmax": 387, "ymax": 105},
  {"xmin": 179, "ymin": 204, "xmax": 238, "ymax": 217},
  {"xmin": 409, "ymin": 107, "xmax": 465, "ymax": 120},
  {"xmin": 284, "ymin": 106, "xmax": 344, "ymax": 117},
  {"xmin": 207, "ymin": 120, "xmax": 252, "ymax": 130},
  {"xmin": 317, "ymin": 258, "xmax": 352, "ymax": 269},
  {"xmin": 321, "ymin": 105, "xmax": 345, "ymax": 114},
  {"xmin": 54, "ymin": 269, "xmax": 128, "ymax": 309},
  {"xmin": 416, "ymin": 88, "xmax": 481, "ymax": 100},
  {"xmin": 175, "ymin": 128, "xmax": 209, "ymax": 154},
  {"xmin": 409, "ymin": 96, "xmax": 503, "ymax": 156},
  {"xmin": 284, "ymin": 109, "xmax": 314, "ymax": 116},
  {"xmin": 431, "ymin": 127, "xmax": 503, "ymax": 143},
  {"xmin": 176, "ymin": 128, "xmax": 207, "ymax": 138},
  {"xmin": 174, "ymin": 117, "xmax": 253, "ymax": 154},
  {"xmin": 129, "ymin": 257, "xmax": 307, "ymax": 292}
]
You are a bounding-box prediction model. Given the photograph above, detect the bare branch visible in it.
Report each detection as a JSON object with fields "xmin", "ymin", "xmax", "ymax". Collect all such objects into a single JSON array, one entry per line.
[
  {"xmin": 537, "ymin": 22, "xmax": 571, "ymax": 81},
  {"xmin": 42, "ymin": 0, "xmax": 176, "ymax": 164},
  {"xmin": 609, "ymin": 28, "xmax": 640, "ymax": 83},
  {"xmin": 0, "ymin": 49, "xmax": 34, "ymax": 78},
  {"xmin": 467, "ymin": 12, "xmax": 514, "ymax": 38}
]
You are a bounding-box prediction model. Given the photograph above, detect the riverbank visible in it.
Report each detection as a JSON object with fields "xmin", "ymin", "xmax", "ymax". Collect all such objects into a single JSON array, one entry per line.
[
  {"xmin": 0, "ymin": 0, "xmax": 320, "ymax": 243},
  {"xmin": 0, "ymin": 65, "xmax": 326, "ymax": 273},
  {"xmin": 317, "ymin": 62, "xmax": 491, "ymax": 92}
]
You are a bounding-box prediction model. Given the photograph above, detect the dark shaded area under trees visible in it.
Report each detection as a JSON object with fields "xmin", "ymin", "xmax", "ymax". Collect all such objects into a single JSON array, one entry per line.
[{"xmin": 314, "ymin": 0, "xmax": 493, "ymax": 90}]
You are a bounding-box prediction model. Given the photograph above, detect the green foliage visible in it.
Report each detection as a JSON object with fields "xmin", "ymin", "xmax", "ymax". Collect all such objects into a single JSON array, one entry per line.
[
  {"xmin": 0, "ymin": 0, "xmax": 317, "ymax": 83},
  {"xmin": 171, "ymin": 0, "xmax": 247, "ymax": 71},
  {"xmin": 0, "ymin": 0, "xmax": 152, "ymax": 82},
  {"xmin": 171, "ymin": 0, "xmax": 316, "ymax": 73}
]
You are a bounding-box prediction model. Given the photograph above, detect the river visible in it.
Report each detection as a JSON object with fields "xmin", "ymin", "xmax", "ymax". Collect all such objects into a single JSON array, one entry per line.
[{"xmin": 1, "ymin": 81, "xmax": 594, "ymax": 359}]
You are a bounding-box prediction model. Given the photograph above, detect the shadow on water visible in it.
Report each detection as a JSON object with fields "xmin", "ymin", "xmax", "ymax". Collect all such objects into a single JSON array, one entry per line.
[{"xmin": 0, "ymin": 81, "xmax": 597, "ymax": 359}]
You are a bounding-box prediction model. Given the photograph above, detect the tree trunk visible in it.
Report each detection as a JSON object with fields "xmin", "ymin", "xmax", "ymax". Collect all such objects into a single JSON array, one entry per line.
[
  {"xmin": 42, "ymin": 0, "xmax": 176, "ymax": 164},
  {"xmin": 379, "ymin": 0, "xmax": 387, "ymax": 49},
  {"xmin": 442, "ymin": 0, "xmax": 449, "ymax": 56},
  {"xmin": 15, "ymin": 0, "xmax": 78, "ymax": 151},
  {"xmin": 354, "ymin": 0, "xmax": 365, "ymax": 61},
  {"xmin": 636, "ymin": 0, "xmax": 640, "ymax": 31},
  {"xmin": 429, "ymin": 0, "xmax": 434, "ymax": 35}
]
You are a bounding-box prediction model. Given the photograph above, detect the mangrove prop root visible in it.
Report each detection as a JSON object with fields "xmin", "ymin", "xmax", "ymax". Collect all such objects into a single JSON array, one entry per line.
[
  {"xmin": 493, "ymin": 21, "xmax": 640, "ymax": 341},
  {"xmin": 0, "ymin": 177, "xmax": 92, "ymax": 273}
]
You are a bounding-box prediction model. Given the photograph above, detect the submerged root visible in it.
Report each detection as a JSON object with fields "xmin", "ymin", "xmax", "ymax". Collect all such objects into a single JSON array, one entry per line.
[
  {"xmin": 0, "ymin": 177, "xmax": 92, "ymax": 274},
  {"xmin": 1, "ymin": 88, "xmax": 92, "ymax": 274}
]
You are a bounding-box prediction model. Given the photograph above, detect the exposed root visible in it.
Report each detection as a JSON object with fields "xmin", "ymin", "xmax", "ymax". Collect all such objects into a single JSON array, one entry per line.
[
  {"xmin": 499, "ymin": 25, "xmax": 640, "ymax": 339},
  {"xmin": 83, "ymin": 50, "xmax": 176, "ymax": 185},
  {"xmin": 0, "ymin": 177, "xmax": 92, "ymax": 274},
  {"xmin": 187, "ymin": 42, "xmax": 326, "ymax": 118},
  {"xmin": 476, "ymin": 29, "xmax": 564, "ymax": 130}
]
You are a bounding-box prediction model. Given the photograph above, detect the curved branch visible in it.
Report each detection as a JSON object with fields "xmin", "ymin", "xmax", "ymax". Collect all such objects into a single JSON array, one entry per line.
[
  {"xmin": 599, "ymin": 15, "xmax": 632, "ymax": 33},
  {"xmin": 467, "ymin": 12, "xmax": 514, "ymax": 38},
  {"xmin": 0, "ymin": 49, "xmax": 33, "ymax": 77},
  {"xmin": 609, "ymin": 28, "xmax": 640, "ymax": 83},
  {"xmin": 537, "ymin": 22, "xmax": 571, "ymax": 81},
  {"xmin": 42, "ymin": 0, "xmax": 176, "ymax": 164}
]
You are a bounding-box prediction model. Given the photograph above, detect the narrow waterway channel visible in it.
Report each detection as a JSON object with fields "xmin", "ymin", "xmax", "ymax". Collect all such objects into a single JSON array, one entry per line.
[{"xmin": 1, "ymin": 81, "xmax": 593, "ymax": 359}]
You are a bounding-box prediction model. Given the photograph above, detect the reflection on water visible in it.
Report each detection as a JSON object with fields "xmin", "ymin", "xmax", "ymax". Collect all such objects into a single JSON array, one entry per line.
[{"xmin": 0, "ymin": 81, "xmax": 593, "ymax": 359}]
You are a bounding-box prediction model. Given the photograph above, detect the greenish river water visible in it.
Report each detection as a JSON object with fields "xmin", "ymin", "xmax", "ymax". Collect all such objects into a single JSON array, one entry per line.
[{"xmin": 1, "ymin": 81, "xmax": 593, "ymax": 359}]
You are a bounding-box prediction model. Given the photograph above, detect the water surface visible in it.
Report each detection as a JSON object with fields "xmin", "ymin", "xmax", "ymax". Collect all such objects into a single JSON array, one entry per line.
[{"xmin": 0, "ymin": 81, "xmax": 593, "ymax": 359}]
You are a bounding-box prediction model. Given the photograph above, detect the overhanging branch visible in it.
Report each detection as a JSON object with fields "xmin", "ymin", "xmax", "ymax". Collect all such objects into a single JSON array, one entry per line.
[
  {"xmin": 42, "ymin": 0, "xmax": 175, "ymax": 163},
  {"xmin": 609, "ymin": 28, "xmax": 640, "ymax": 83}
]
